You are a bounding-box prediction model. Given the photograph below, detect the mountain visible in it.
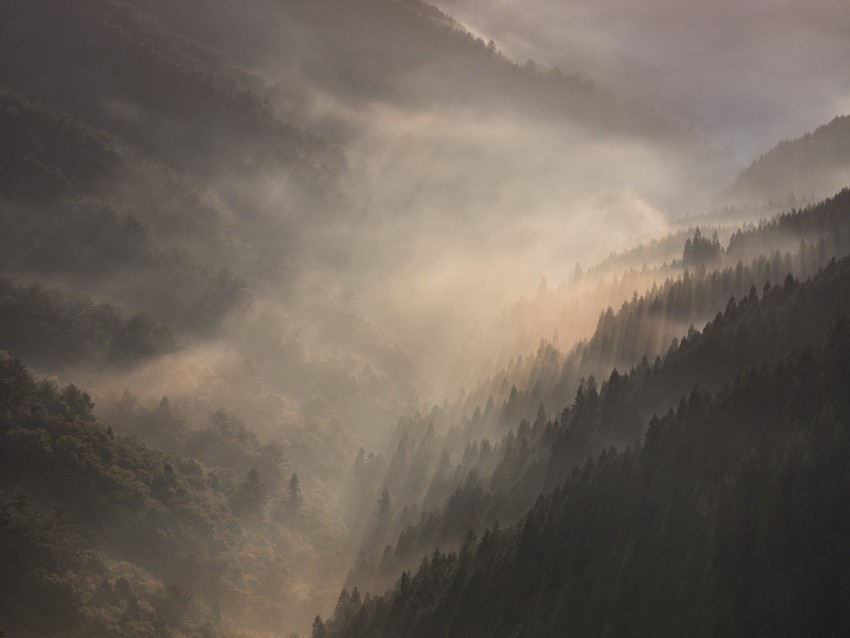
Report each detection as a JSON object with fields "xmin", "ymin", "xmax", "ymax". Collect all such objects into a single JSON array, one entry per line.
[
  {"xmin": 3, "ymin": 0, "xmax": 849, "ymax": 636},
  {"xmin": 0, "ymin": 277, "xmax": 176, "ymax": 373},
  {"xmin": 0, "ymin": 0, "xmax": 739, "ymax": 457},
  {"xmin": 0, "ymin": 0, "xmax": 340, "ymax": 184},
  {"xmin": 137, "ymin": 0, "xmax": 684, "ymax": 133},
  {"xmin": 341, "ymin": 228, "xmax": 850, "ymax": 590},
  {"xmin": 321, "ymin": 264, "xmax": 850, "ymax": 638},
  {"xmin": 6, "ymin": 205, "xmax": 850, "ymax": 636},
  {"xmin": 333, "ymin": 190, "xmax": 850, "ymax": 595},
  {"xmin": 729, "ymin": 115, "xmax": 850, "ymax": 204},
  {"xmin": 431, "ymin": 0, "xmax": 850, "ymax": 162},
  {"xmin": 0, "ymin": 353, "xmax": 247, "ymax": 637}
]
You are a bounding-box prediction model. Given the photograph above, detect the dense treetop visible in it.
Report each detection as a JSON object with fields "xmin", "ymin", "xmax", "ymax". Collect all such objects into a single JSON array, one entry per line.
[{"xmin": 323, "ymin": 296, "xmax": 850, "ymax": 638}]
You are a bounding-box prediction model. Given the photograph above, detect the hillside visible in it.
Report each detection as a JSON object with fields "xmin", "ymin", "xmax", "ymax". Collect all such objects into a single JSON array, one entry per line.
[
  {"xmin": 3, "ymin": 0, "xmax": 849, "ymax": 636},
  {"xmin": 729, "ymin": 114, "xmax": 850, "ymax": 204},
  {"xmin": 0, "ymin": 352, "xmax": 357, "ymax": 635},
  {"xmin": 322, "ymin": 272, "xmax": 850, "ymax": 638},
  {"xmin": 0, "ymin": 0, "xmax": 340, "ymax": 184},
  {"xmin": 341, "ymin": 244, "xmax": 850, "ymax": 592},
  {"xmin": 0, "ymin": 277, "xmax": 176, "ymax": 372}
]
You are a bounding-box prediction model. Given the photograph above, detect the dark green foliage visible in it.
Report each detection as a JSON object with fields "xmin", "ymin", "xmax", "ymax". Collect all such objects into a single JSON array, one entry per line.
[
  {"xmin": 337, "ymin": 192, "xmax": 850, "ymax": 621},
  {"xmin": 104, "ymin": 400, "xmax": 289, "ymax": 494},
  {"xmin": 0, "ymin": 0, "xmax": 339, "ymax": 183},
  {"xmin": 287, "ymin": 472, "xmax": 304, "ymax": 514},
  {"xmin": 727, "ymin": 188, "xmax": 850, "ymax": 260},
  {"xmin": 0, "ymin": 85, "xmax": 124, "ymax": 199},
  {"xmin": 0, "ymin": 500, "xmax": 98, "ymax": 636},
  {"xmin": 313, "ymin": 615, "xmax": 328, "ymax": 638},
  {"xmin": 0, "ymin": 89, "xmax": 250, "ymax": 333},
  {"xmin": 0, "ymin": 354, "xmax": 250, "ymax": 636},
  {"xmin": 0, "ymin": 194, "xmax": 246, "ymax": 334},
  {"xmin": 0, "ymin": 277, "xmax": 176, "ymax": 370},
  {"xmin": 355, "ymin": 253, "xmax": 850, "ymax": 585},
  {"xmin": 0, "ymin": 352, "xmax": 237, "ymax": 586},
  {"xmin": 0, "ymin": 85, "xmax": 229, "ymax": 254},
  {"xmin": 327, "ymin": 321, "xmax": 850, "ymax": 638},
  {"xmin": 232, "ymin": 467, "xmax": 266, "ymax": 518},
  {"xmin": 490, "ymin": 190, "xmax": 850, "ymax": 428},
  {"xmin": 682, "ymin": 227, "xmax": 721, "ymax": 267},
  {"xmin": 0, "ymin": 353, "xmax": 310, "ymax": 635},
  {"xmin": 2, "ymin": 2, "xmax": 848, "ymax": 636},
  {"xmin": 0, "ymin": 20, "xmax": 299, "ymax": 357},
  {"xmin": 387, "ymin": 192, "xmax": 850, "ymax": 510},
  {"xmin": 0, "ymin": 497, "xmax": 234, "ymax": 637}
]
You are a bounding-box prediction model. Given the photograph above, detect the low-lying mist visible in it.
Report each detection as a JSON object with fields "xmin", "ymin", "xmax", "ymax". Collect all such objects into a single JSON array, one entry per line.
[
  {"xmin": 286, "ymin": 101, "xmax": 735, "ymax": 401},
  {"xmin": 3, "ymin": 1, "xmax": 848, "ymax": 636}
]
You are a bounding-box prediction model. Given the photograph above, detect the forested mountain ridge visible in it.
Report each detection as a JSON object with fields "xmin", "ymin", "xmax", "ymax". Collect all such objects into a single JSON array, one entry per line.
[
  {"xmin": 462, "ymin": 188, "xmax": 850, "ymax": 430},
  {"xmin": 377, "ymin": 189, "xmax": 850, "ymax": 463},
  {"xmin": 0, "ymin": 85, "xmax": 232, "ymax": 249},
  {"xmin": 336, "ymin": 190, "xmax": 850, "ymax": 594},
  {"xmin": 0, "ymin": 0, "xmax": 734, "ymax": 408},
  {"xmin": 0, "ymin": 85, "xmax": 250, "ymax": 332},
  {"xmin": 729, "ymin": 114, "xmax": 850, "ymax": 204},
  {"xmin": 0, "ymin": 352, "xmax": 348, "ymax": 636},
  {"xmin": 342, "ymin": 249, "xmax": 850, "ymax": 593},
  {"xmin": 0, "ymin": 0, "xmax": 421, "ymax": 457},
  {"xmin": 0, "ymin": 0, "xmax": 341, "ymax": 185},
  {"xmin": 137, "ymin": 0, "xmax": 688, "ymax": 137},
  {"xmin": 0, "ymin": 353, "xmax": 239, "ymax": 637},
  {"xmin": 0, "ymin": 278, "xmax": 176, "ymax": 372},
  {"xmin": 0, "ymin": 0, "xmax": 344, "ymax": 331},
  {"xmin": 322, "ymin": 282, "xmax": 850, "ymax": 638},
  {"xmin": 3, "ymin": 0, "xmax": 849, "ymax": 635}
]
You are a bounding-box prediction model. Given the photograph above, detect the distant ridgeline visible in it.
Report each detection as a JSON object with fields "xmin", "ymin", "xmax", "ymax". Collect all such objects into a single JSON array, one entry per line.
[
  {"xmin": 320, "ymin": 246, "xmax": 850, "ymax": 638},
  {"xmin": 457, "ymin": 188, "xmax": 850, "ymax": 435},
  {"xmin": 338, "ymin": 189, "xmax": 850, "ymax": 602},
  {"xmin": 729, "ymin": 114, "xmax": 850, "ymax": 204}
]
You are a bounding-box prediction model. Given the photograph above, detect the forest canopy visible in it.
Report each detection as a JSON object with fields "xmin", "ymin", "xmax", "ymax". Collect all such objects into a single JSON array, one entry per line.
[{"xmin": 1, "ymin": 0, "xmax": 849, "ymax": 636}]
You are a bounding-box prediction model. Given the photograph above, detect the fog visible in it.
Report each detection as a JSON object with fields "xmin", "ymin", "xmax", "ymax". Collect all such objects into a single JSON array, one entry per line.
[
  {"xmin": 301, "ymin": 102, "xmax": 695, "ymax": 398},
  {"xmin": 1, "ymin": 0, "xmax": 848, "ymax": 636},
  {"xmin": 435, "ymin": 0, "xmax": 850, "ymax": 161}
]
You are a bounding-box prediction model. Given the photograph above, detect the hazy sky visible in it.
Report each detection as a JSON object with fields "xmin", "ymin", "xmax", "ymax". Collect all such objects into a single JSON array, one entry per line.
[{"xmin": 435, "ymin": 0, "xmax": 850, "ymax": 162}]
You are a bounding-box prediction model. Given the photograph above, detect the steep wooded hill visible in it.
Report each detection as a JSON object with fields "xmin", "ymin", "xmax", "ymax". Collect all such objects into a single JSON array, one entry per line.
[
  {"xmin": 730, "ymin": 114, "xmax": 850, "ymax": 204},
  {"xmin": 323, "ymin": 277, "xmax": 850, "ymax": 638}
]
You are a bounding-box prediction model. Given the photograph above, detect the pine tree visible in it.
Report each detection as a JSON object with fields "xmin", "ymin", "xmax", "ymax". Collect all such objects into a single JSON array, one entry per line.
[{"xmin": 287, "ymin": 472, "xmax": 303, "ymax": 513}]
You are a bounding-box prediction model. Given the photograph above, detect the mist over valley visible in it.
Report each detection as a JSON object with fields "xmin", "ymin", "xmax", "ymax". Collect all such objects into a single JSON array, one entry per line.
[{"xmin": 1, "ymin": 1, "xmax": 849, "ymax": 636}]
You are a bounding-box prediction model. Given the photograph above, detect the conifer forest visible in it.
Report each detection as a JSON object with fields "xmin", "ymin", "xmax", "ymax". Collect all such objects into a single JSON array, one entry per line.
[{"xmin": 1, "ymin": 1, "xmax": 849, "ymax": 636}]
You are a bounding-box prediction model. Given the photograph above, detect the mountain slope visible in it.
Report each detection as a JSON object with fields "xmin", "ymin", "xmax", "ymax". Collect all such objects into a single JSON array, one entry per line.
[
  {"xmin": 322, "ymin": 300, "xmax": 850, "ymax": 638},
  {"xmin": 0, "ymin": 0, "xmax": 341, "ymax": 185},
  {"xmin": 729, "ymin": 114, "xmax": 850, "ymax": 203},
  {"xmin": 342, "ymin": 248, "xmax": 850, "ymax": 592},
  {"xmin": 0, "ymin": 352, "xmax": 353, "ymax": 636},
  {"xmin": 139, "ymin": 0, "xmax": 679, "ymax": 133},
  {"xmin": 0, "ymin": 277, "xmax": 176, "ymax": 372}
]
